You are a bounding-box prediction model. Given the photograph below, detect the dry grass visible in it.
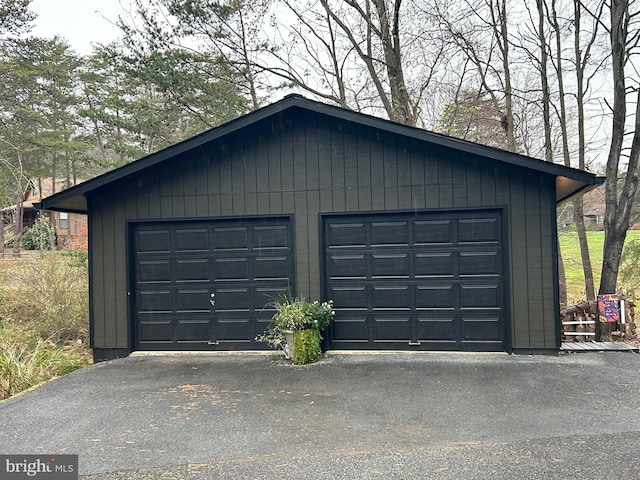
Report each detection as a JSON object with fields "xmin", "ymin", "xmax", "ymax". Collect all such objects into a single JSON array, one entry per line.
[{"xmin": 0, "ymin": 252, "xmax": 91, "ymax": 400}]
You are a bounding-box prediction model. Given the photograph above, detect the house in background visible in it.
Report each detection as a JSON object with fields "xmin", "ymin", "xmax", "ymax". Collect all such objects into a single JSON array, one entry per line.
[
  {"xmin": 39, "ymin": 95, "xmax": 603, "ymax": 362},
  {"xmin": 1, "ymin": 178, "xmax": 87, "ymax": 249}
]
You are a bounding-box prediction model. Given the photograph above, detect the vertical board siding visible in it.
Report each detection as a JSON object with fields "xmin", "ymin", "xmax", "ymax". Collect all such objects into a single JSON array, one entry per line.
[{"xmin": 91, "ymin": 111, "xmax": 559, "ymax": 352}]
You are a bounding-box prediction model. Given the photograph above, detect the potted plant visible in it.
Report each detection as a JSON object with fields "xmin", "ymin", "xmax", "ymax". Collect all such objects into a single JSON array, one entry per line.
[{"xmin": 257, "ymin": 295, "xmax": 334, "ymax": 365}]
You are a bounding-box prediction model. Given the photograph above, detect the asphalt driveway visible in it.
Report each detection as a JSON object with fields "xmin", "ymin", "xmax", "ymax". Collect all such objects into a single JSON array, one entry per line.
[{"xmin": 2, "ymin": 351, "xmax": 640, "ymax": 479}]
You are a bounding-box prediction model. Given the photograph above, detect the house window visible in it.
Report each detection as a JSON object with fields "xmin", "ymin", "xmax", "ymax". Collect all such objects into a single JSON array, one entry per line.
[{"xmin": 59, "ymin": 212, "xmax": 69, "ymax": 229}]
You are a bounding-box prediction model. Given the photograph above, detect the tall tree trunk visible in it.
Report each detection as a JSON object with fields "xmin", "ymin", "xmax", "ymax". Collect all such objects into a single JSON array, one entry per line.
[
  {"xmin": 13, "ymin": 151, "xmax": 24, "ymax": 257},
  {"xmin": 549, "ymin": 0, "xmax": 596, "ymax": 301},
  {"xmin": 600, "ymin": 0, "xmax": 640, "ymax": 294},
  {"xmin": 558, "ymin": 240, "xmax": 568, "ymax": 305},
  {"xmin": 496, "ymin": 0, "xmax": 516, "ymax": 151}
]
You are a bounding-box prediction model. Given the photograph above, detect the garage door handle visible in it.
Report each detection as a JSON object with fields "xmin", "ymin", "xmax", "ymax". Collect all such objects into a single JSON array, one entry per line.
[
  {"xmin": 209, "ymin": 300, "xmax": 216, "ymax": 306},
  {"xmin": 408, "ymin": 341, "xmax": 422, "ymax": 346},
  {"xmin": 208, "ymin": 340, "xmax": 220, "ymax": 345}
]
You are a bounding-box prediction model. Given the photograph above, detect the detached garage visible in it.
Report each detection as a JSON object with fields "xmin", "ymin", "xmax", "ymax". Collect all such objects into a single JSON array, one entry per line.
[{"xmin": 39, "ymin": 95, "xmax": 602, "ymax": 362}]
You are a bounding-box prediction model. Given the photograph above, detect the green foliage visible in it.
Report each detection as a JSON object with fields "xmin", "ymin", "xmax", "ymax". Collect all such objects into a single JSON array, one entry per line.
[
  {"xmin": 291, "ymin": 329, "xmax": 322, "ymax": 365},
  {"xmin": 256, "ymin": 295, "xmax": 334, "ymax": 353},
  {"xmin": 618, "ymin": 238, "xmax": 640, "ymax": 298},
  {"xmin": 559, "ymin": 230, "xmax": 640, "ymax": 302},
  {"xmin": 20, "ymin": 217, "xmax": 55, "ymax": 250}
]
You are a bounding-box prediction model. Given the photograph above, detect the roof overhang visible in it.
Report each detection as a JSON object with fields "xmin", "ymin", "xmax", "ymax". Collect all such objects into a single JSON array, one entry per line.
[
  {"xmin": 556, "ymin": 175, "xmax": 605, "ymax": 204},
  {"xmin": 36, "ymin": 95, "xmax": 605, "ymax": 214}
]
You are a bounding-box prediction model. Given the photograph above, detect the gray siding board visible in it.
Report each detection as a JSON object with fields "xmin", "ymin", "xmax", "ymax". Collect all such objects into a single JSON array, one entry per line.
[
  {"xmin": 508, "ymin": 173, "xmax": 529, "ymax": 348},
  {"xmin": 330, "ymin": 127, "xmax": 345, "ymax": 189},
  {"xmin": 232, "ymin": 193, "xmax": 246, "ymax": 215},
  {"xmin": 114, "ymin": 194, "xmax": 128, "ymax": 347},
  {"xmin": 90, "ymin": 204, "xmax": 106, "ymax": 348},
  {"xmin": 281, "ymin": 126, "xmax": 295, "ymax": 191},
  {"xmin": 89, "ymin": 111, "xmax": 560, "ymax": 353},
  {"xmin": 269, "ymin": 192, "xmax": 282, "ymax": 213}
]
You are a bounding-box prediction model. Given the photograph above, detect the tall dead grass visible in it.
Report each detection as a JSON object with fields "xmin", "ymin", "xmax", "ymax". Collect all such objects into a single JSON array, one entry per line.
[{"xmin": 0, "ymin": 252, "xmax": 91, "ymax": 400}]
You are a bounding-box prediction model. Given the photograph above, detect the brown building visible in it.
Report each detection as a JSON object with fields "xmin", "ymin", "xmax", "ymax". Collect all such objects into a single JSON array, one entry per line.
[{"xmin": 1, "ymin": 178, "xmax": 87, "ymax": 249}]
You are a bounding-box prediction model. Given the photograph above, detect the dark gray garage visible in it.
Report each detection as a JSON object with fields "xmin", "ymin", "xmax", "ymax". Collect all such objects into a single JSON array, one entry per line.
[{"xmin": 39, "ymin": 95, "xmax": 602, "ymax": 362}]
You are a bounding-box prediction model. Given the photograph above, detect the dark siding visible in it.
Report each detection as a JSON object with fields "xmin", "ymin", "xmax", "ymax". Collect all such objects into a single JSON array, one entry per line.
[{"xmin": 89, "ymin": 110, "xmax": 559, "ymax": 351}]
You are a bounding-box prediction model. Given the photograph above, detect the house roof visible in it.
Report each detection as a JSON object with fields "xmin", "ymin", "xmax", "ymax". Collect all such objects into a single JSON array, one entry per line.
[
  {"xmin": 37, "ymin": 94, "xmax": 604, "ymax": 214},
  {"xmin": 2, "ymin": 178, "xmax": 81, "ymax": 212}
]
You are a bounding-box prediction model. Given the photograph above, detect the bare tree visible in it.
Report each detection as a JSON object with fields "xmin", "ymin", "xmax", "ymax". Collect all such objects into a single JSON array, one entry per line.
[{"xmin": 599, "ymin": 0, "xmax": 640, "ymax": 294}]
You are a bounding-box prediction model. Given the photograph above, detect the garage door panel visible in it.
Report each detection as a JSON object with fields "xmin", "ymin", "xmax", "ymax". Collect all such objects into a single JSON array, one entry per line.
[
  {"xmin": 254, "ymin": 256, "xmax": 290, "ymax": 280},
  {"xmin": 253, "ymin": 225, "xmax": 289, "ymax": 249},
  {"xmin": 213, "ymin": 288, "xmax": 251, "ymax": 312},
  {"xmin": 212, "ymin": 227, "xmax": 249, "ymax": 251},
  {"xmin": 175, "ymin": 259, "xmax": 209, "ymax": 283},
  {"xmin": 461, "ymin": 316, "xmax": 501, "ymax": 341},
  {"xmin": 327, "ymin": 223, "xmax": 366, "ymax": 247},
  {"xmin": 328, "ymin": 254, "xmax": 367, "ymax": 278},
  {"xmin": 216, "ymin": 318, "xmax": 251, "ymax": 342},
  {"xmin": 414, "ymin": 220, "xmax": 453, "ymax": 245},
  {"xmin": 255, "ymin": 286, "xmax": 290, "ymax": 308},
  {"xmin": 415, "ymin": 253, "xmax": 454, "ymax": 277},
  {"xmin": 417, "ymin": 316, "xmax": 456, "ymax": 342},
  {"xmin": 176, "ymin": 319, "xmax": 210, "ymax": 342},
  {"xmin": 416, "ymin": 286, "xmax": 455, "ymax": 309},
  {"xmin": 136, "ymin": 229, "xmax": 170, "ymax": 253},
  {"xmin": 458, "ymin": 218, "xmax": 499, "ymax": 243},
  {"xmin": 176, "ymin": 288, "xmax": 211, "ymax": 313},
  {"xmin": 372, "ymin": 316, "xmax": 411, "ymax": 341},
  {"xmin": 459, "ymin": 251, "xmax": 500, "ymax": 276},
  {"xmin": 138, "ymin": 290, "xmax": 172, "ymax": 312},
  {"xmin": 138, "ymin": 320, "xmax": 172, "ymax": 342},
  {"xmin": 460, "ymin": 284, "xmax": 502, "ymax": 309},
  {"xmin": 328, "ymin": 286, "xmax": 367, "ymax": 309},
  {"xmin": 137, "ymin": 260, "xmax": 171, "ymax": 283},
  {"xmin": 212, "ymin": 258, "xmax": 249, "ymax": 281},
  {"xmin": 371, "ymin": 222, "xmax": 409, "ymax": 246},
  {"xmin": 372, "ymin": 286, "xmax": 410, "ymax": 309},
  {"xmin": 174, "ymin": 228, "xmax": 209, "ymax": 252},
  {"xmin": 330, "ymin": 316, "xmax": 369, "ymax": 341},
  {"xmin": 372, "ymin": 254, "xmax": 409, "ymax": 277}
]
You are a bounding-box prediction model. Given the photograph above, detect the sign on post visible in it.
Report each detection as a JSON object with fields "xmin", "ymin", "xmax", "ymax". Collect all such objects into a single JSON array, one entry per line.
[{"xmin": 597, "ymin": 294, "xmax": 621, "ymax": 323}]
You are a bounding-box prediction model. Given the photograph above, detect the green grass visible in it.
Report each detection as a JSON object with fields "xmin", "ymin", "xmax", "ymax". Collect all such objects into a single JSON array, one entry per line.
[{"xmin": 559, "ymin": 230, "xmax": 640, "ymax": 303}]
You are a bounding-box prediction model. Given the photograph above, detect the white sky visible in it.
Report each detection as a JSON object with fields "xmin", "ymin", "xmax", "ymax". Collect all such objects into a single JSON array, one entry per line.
[{"xmin": 30, "ymin": 0, "xmax": 124, "ymax": 54}]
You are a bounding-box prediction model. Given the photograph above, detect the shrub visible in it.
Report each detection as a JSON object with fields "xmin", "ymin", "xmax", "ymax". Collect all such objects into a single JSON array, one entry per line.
[
  {"xmin": 21, "ymin": 217, "xmax": 56, "ymax": 250},
  {"xmin": 291, "ymin": 329, "xmax": 322, "ymax": 365},
  {"xmin": 0, "ymin": 252, "xmax": 89, "ymax": 344},
  {"xmin": 0, "ymin": 252, "xmax": 90, "ymax": 399}
]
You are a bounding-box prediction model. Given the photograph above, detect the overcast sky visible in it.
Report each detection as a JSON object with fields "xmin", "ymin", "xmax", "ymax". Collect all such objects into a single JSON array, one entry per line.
[{"xmin": 30, "ymin": 0, "xmax": 123, "ymax": 54}]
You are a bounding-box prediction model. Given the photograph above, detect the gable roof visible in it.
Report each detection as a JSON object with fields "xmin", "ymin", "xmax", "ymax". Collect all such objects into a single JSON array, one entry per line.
[
  {"xmin": 2, "ymin": 177, "xmax": 82, "ymax": 212},
  {"xmin": 37, "ymin": 94, "xmax": 604, "ymax": 213}
]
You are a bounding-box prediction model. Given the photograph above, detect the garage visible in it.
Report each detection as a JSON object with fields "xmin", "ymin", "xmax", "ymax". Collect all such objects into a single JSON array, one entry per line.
[
  {"xmin": 132, "ymin": 217, "xmax": 294, "ymax": 350},
  {"xmin": 38, "ymin": 95, "xmax": 603, "ymax": 361},
  {"xmin": 324, "ymin": 210, "xmax": 506, "ymax": 351}
]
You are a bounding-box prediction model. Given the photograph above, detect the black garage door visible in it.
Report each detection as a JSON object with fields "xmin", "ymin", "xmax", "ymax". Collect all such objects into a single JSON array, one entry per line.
[
  {"xmin": 132, "ymin": 217, "xmax": 293, "ymax": 350},
  {"xmin": 324, "ymin": 210, "xmax": 507, "ymax": 351}
]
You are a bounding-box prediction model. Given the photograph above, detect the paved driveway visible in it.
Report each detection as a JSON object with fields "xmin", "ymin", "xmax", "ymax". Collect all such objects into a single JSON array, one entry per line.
[{"xmin": 1, "ymin": 352, "xmax": 640, "ymax": 479}]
